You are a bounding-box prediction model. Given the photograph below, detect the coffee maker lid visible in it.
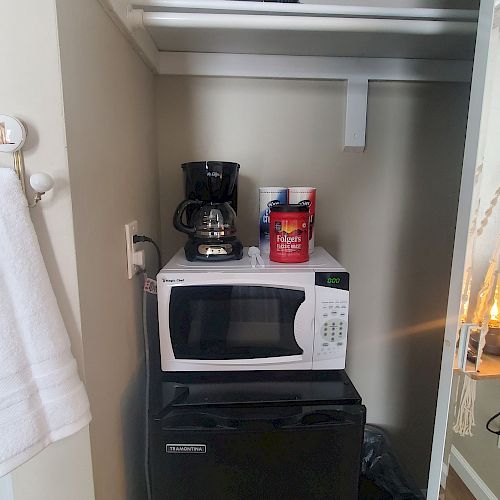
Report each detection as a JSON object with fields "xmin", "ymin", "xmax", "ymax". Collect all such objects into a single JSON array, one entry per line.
[
  {"xmin": 182, "ymin": 161, "xmax": 240, "ymax": 171},
  {"xmin": 181, "ymin": 161, "xmax": 240, "ymax": 205}
]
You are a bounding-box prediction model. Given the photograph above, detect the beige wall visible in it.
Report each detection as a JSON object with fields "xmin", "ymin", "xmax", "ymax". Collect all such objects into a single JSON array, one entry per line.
[
  {"xmin": 0, "ymin": 1, "xmax": 94, "ymax": 499},
  {"xmin": 447, "ymin": 374, "xmax": 500, "ymax": 495},
  {"xmin": 55, "ymin": 0, "xmax": 159, "ymax": 499},
  {"xmin": 156, "ymin": 76, "xmax": 469, "ymax": 486}
]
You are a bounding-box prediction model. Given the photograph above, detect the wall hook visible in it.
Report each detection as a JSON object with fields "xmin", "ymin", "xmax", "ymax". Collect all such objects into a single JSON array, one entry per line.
[
  {"xmin": 0, "ymin": 114, "xmax": 54, "ymax": 207},
  {"xmin": 29, "ymin": 172, "xmax": 55, "ymax": 207}
]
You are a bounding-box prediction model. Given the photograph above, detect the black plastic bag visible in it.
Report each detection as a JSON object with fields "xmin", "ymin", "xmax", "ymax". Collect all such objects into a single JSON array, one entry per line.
[{"xmin": 361, "ymin": 425, "xmax": 424, "ymax": 499}]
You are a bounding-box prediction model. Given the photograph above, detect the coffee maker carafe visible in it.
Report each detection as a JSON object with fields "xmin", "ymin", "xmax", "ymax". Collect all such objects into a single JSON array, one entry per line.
[{"xmin": 173, "ymin": 161, "xmax": 243, "ymax": 261}]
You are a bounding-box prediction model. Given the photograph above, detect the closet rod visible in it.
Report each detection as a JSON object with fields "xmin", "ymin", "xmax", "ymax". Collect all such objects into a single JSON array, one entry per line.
[
  {"xmin": 132, "ymin": 1, "xmax": 479, "ymax": 22},
  {"xmin": 140, "ymin": 11, "xmax": 476, "ymax": 35}
]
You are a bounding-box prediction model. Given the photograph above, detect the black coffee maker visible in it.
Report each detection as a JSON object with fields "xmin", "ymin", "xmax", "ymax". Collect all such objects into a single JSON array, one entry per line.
[{"xmin": 173, "ymin": 161, "xmax": 243, "ymax": 261}]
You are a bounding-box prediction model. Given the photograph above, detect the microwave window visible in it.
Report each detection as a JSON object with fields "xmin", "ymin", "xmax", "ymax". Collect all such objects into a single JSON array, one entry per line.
[{"xmin": 169, "ymin": 286, "xmax": 305, "ymax": 359}]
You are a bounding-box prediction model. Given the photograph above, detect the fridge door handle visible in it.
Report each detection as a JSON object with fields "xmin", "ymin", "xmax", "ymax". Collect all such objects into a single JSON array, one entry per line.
[{"xmin": 153, "ymin": 386, "xmax": 190, "ymax": 421}]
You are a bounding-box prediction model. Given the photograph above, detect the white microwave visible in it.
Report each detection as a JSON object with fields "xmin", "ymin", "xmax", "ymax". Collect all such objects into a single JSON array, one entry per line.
[{"xmin": 157, "ymin": 248, "xmax": 349, "ymax": 372}]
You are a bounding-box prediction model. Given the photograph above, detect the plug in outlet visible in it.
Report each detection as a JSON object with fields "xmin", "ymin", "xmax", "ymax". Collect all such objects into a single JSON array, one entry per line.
[{"xmin": 125, "ymin": 221, "xmax": 144, "ymax": 279}]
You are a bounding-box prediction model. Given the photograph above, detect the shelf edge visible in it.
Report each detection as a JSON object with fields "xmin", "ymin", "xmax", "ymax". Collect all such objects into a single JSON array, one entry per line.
[{"xmin": 158, "ymin": 52, "xmax": 472, "ymax": 82}]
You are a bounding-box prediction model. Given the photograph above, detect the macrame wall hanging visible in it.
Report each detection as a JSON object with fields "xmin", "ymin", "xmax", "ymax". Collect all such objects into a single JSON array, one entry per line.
[{"xmin": 453, "ymin": 159, "xmax": 500, "ymax": 437}]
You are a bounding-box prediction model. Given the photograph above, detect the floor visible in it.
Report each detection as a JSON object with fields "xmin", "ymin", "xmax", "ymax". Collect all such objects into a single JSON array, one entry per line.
[{"xmin": 439, "ymin": 467, "xmax": 475, "ymax": 500}]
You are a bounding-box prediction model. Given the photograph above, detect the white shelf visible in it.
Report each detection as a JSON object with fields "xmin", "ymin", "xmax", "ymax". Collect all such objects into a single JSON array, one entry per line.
[
  {"xmin": 158, "ymin": 52, "xmax": 472, "ymax": 82},
  {"xmin": 99, "ymin": 0, "xmax": 478, "ymax": 151},
  {"xmin": 101, "ymin": 0, "xmax": 480, "ymax": 73},
  {"xmin": 131, "ymin": 1, "xmax": 478, "ymax": 20},
  {"xmin": 143, "ymin": 15, "xmax": 476, "ymax": 60},
  {"xmin": 125, "ymin": 0, "xmax": 478, "ymax": 64}
]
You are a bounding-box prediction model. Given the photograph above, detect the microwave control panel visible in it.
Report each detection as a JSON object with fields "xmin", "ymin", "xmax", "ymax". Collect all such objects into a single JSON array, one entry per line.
[{"xmin": 313, "ymin": 272, "xmax": 349, "ymax": 367}]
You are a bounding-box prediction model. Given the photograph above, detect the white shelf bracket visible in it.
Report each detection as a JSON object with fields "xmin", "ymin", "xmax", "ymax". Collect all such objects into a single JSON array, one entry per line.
[{"xmin": 343, "ymin": 78, "xmax": 368, "ymax": 152}]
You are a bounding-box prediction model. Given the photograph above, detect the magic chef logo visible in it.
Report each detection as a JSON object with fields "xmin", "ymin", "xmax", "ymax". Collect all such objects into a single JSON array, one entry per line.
[{"xmin": 166, "ymin": 444, "xmax": 206, "ymax": 454}]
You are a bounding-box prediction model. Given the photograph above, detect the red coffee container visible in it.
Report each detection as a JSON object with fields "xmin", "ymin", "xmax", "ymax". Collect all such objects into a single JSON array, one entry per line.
[{"xmin": 270, "ymin": 204, "xmax": 309, "ymax": 263}]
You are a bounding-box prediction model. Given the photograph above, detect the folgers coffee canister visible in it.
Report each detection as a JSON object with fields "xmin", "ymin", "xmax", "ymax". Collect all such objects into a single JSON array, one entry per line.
[{"xmin": 270, "ymin": 204, "xmax": 309, "ymax": 263}]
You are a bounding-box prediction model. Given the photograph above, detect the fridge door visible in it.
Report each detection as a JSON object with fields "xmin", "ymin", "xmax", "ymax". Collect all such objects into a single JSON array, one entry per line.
[{"xmin": 150, "ymin": 404, "xmax": 366, "ymax": 500}]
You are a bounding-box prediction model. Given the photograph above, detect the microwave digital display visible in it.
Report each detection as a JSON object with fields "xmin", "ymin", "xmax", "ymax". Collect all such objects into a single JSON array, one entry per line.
[
  {"xmin": 169, "ymin": 286, "xmax": 305, "ymax": 360},
  {"xmin": 315, "ymin": 272, "xmax": 349, "ymax": 291}
]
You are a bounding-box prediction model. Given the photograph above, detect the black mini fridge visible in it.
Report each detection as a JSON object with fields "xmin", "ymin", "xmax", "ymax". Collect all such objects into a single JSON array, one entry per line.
[{"xmin": 149, "ymin": 371, "xmax": 366, "ymax": 500}]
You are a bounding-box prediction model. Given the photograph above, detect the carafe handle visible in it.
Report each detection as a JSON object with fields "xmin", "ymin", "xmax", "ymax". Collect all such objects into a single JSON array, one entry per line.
[{"xmin": 173, "ymin": 199, "xmax": 202, "ymax": 235}]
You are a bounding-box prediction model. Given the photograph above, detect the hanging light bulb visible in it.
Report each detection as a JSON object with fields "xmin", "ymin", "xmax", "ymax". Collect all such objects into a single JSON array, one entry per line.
[
  {"xmin": 481, "ymin": 274, "xmax": 500, "ymax": 355},
  {"xmin": 469, "ymin": 251, "xmax": 500, "ymax": 358},
  {"xmin": 489, "ymin": 283, "xmax": 499, "ymax": 329}
]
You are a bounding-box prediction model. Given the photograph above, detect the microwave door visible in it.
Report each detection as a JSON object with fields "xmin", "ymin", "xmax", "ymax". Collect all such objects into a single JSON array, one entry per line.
[
  {"xmin": 170, "ymin": 286, "xmax": 304, "ymax": 359},
  {"xmin": 162, "ymin": 280, "xmax": 314, "ymax": 371}
]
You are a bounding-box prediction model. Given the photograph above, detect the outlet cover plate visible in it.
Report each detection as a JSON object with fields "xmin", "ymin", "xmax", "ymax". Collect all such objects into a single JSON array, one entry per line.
[{"xmin": 125, "ymin": 220, "xmax": 139, "ymax": 279}]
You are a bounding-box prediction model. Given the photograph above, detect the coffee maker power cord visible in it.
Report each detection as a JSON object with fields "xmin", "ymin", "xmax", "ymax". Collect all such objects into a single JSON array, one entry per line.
[
  {"xmin": 142, "ymin": 276, "xmax": 153, "ymax": 500},
  {"xmin": 135, "ymin": 233, "xmax": 162, "ymax": 500},
  {"xmin": 134, "ymin": 234, "xmax": 163, "ymax": 273},
  {"xmin": 486, "ymin": 411, "xmax": 500, "ymax": 435}
]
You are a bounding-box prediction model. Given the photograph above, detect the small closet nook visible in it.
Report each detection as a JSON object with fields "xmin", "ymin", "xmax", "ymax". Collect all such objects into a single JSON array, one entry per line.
[{"xmin": 1, "ymin": 1, "xmax": 498, "ymax": 499}]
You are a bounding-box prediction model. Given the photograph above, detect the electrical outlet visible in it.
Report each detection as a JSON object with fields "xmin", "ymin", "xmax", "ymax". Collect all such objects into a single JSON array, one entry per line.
[{"xmin": 125, "ymin": 220, "xmax": 142, "ymax": 279}]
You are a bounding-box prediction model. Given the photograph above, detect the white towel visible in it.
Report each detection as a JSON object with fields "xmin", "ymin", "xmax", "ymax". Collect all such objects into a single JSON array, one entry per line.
[{"xmin": 0, "ymin": 168, "xmax": 91, "ymax": 476}]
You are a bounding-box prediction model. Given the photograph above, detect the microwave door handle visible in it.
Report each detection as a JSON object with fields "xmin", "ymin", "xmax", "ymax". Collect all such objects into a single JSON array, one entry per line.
[
  {"xmin": 291, "ymin": 288, "xmax": 315, "ymax": 355},
  {"xmin": 293, "ymin": 318, "xmax": 313, "ymax": 354}
]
